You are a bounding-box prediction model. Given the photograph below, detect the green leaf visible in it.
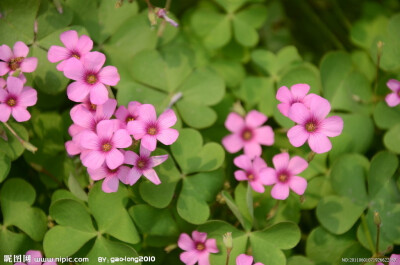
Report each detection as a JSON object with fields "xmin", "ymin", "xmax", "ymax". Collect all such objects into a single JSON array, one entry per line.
[
  {"xmin": 277, "ymin": 63, "xmax": 321, "ymax": 94},
  {"xmin": 50, "ymin": 199, "xmax": 94, "ymax": 232},
  {"xmin": 36, "ymin": 1, "xmax": 73, "ymax": 40},
  {"xmin": 316, "ymin": 195, "xmax": 366, "ymax": 235},
  {"xmin": 210, "ymin": 59, "xmax": 246, "ymax": 88},
  {"xmin": 383, "ymin": 123, "xmax": 400, "ymax": 154},
  {"xmin": 235, "ymin": 183, "xmax": 254, "ymax": 228},
  {"xmin": 0, "ymin": 153, "xmax": 11, "ymax": 183},
  {"xmin": 171, "ymin": 129, "xmax": 225, "ymax": 174},
  {"xmin": 287, "ymin": 256, "xmax": 314, "ymax": 265},
  {"xmin": 176, "ymin": 100, "xmax": 218, "ymax": 129},
  {"xmin": 68, "ymin": 174, "xmax": 89, "ymax": 202},
  {"xmin": 235, "ymin": 4, "xmax": 268, "ymax": 28},
  {"xmin": 0, "ymin": 122, "xmax": 29, "ymax": 160},
  {"xmin": 0, "ymin": 229, "xmax": 34, "ymax": 257},
  {"xmin": 368, "ymin": 151, "xmax": 398, "ymax": 198},
  {"xmin": 221, "ymin": 190, "xmax": 251, "ymax": 231},
  {"xmin": 373, "ymin": 101, "xmax": 400, "ymax": 129},
  {"xmin": 233, "ymin": 17, "xmax": 259, "ymax": 47},
  {"xmin": 215, "ymin": 0, "xmax": 247, "ymax": 13},
  {"xmin": 177, "ymin": 170, "xmax": 224, "ymax": 224},
  {"xmin": 301, "ymin": 176, "xmax": 333, "ymax": 210}
]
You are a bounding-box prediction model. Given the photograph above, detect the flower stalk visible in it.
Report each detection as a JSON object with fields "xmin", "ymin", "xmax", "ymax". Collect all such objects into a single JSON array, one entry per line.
[
  {"xmin": 1, "ymin": 122, "xmax": 37, "ymax": 153},
  {"xmin": 223, "ymin": 232, "xmax": 233, "ymax": 265},
  {"xmin": 374, "ymin": 211, "xmax": 381, "ymax": 255}
]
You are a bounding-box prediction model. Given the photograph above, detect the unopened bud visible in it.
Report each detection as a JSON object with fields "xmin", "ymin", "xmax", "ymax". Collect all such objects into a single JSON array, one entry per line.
[
  {"xmin": 148, "ymin": 9, "xmax": 157, "ymax": 27},
  {"xmin": 164, "ymin": 244, "xmax": 177, "ymax": 253},
  {"xmin": 374, "ymin": 211, "xmax": 381, "ymax": 226},
  {"xmin": 223, "ymin": 232, "xmax": 233, "ymax": 250},
  {"xmin": 53, "ymin": 0, "xmax": 63, "ymax": 14}
]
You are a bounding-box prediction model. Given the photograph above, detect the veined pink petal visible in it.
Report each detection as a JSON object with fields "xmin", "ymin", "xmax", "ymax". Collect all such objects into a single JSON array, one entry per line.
[
  {"xmin": 288, "ymin": 103, "xmax": 310, "ymax": 124},
  {"xmin": 150, "ymin": 154, "xmax": 168, "ymax": 167},
  {"xmin": 87, "ymin": 166, "xmax": 107, "ymax": 181},
  {"xmin": 71, "ymin": 105, "xmax": 93, "ymax": 128},
  {"xmin": 250, "ymin": 181, "xmax": 265, "ymax": 193},
  {"xmin": 96, "ymin": 120, "xmax": 115, "ymax": 140},
  {"xmin": 271, "ymin": 182, "xmax": 290, "ymax": 200},
  {"xmin": 19, "ymin": 87, "xmax": 37, "ymax": 107},
  {"xmin": 276, "ymin": 86, "xmax": 291, "ymax": 103},
  {"xmin": 287, "ymin": 125, "xmax": 309, "ymax": 147},
  {"xmin": 128, "ymin": 101, "xmax": 141, "ymax": 113},
  {"xmin": 139, "ymin": 145, "xmax": 151, "ymax": 157},
  {"xmin": 0, "ymin": 62, "xmax": 9, "ymax": 75},
  {"xmin": 105, "ymin": 149, "xmax": 124, "ymax": 169},
  {"xmin": 158, "ymin": 109, "xmax": 177, "ymax": 129},
  {"xmin": 112, "ymin": 129, "xmax": 132, "ymax": 148},
  {"xmin": 192, "ymin": 231, "xmax": 207, "ymax": 242},
  {"xmin": 290, "ymin": 83, "xmax": 310, "ymax": 98},
  {"xmin": 233, "ymin": 155, "xmax": 252, "ymax": 171},
  {"xmin": 56, "ymin": 59, "xmax": 70, "ymax": 71},
  {"xmin": 90, "ymin": 82, "xmax": 108, "ymax": 105},
  {"xmin": 272, "ymin": 152, "xmax": 290, "ymax": 171},
  {"xmin": 68, "ymin": 124, "xmax": 85, "ymax": 136},
  {"xmin": 20, "ymin": 57, "xmax": 38, "ymax": 73},
  {"xmin": 0, "ymin": 87, "xmax": 7, "ymax": 101},
  {"xmin": 0, "ymin": 44, "xmax": 13, "ymax": 61},
  {"xmin": 60, "ymin": 30, "xmax": 79, "ymax": 50},
  {"xmin": 245, "ymin": 110, "xmax": 267, "ymax": 128},
  {"xmin": 83, "ymin": 51, "xmax": 106, "ymax": 73},
  {"xmin": 243, "ymin": 142, "xmax": 261, "ymax": 159},
  {"xmin": 277, "ymin": 103, "xmax": 291, "ymax": 117},
  {"xmin": 126, "ymin": 167, "xmax": 142, "ymax": 185},
  {"xmin": 141, "ymin": 135, "xmax": 158, "ymax": 151},
  {"xmin": 180, "ymin": 251, "xmax": 198, "ymax": 265},
  {"xmin": 82, "ymin": 150, "xmax": 105, "ymax": 169},
  {"xmin": 225, "ymin": 112, "xmax": 244, "ymax": 133},
  {"xmin": 64, "ymin": 58, "xmax": 84, "ymax": 80},
  {"xmin": 13, "ymin": 41, "xmax": 29, "ymax": 58},
  {"xmin": 80, "ymin": 131, "xmax": 100, "ymax": 150},
  {"xmin": 67, "ymin": 81, "xmax": 90, "ymax": 102},
  {"xmin": 253, "ymin": 156, "xmax": 267, "ymax": 172},
  {"xmin": 385, "ymin": 93, "xmax": 400, "ymax": 107},
  {"xmin": 96, "ymin": 98, "xmax": 117, "ymax": 120},
  {"xmin": 289, "ymin": 175, "xmax": 307, "ymax": 195},
  {"xmin": 236, "ymin": 254, "xmax": 254, "ymax": 265},
  {"xmin": 98, "ymin": 66, "xmax": 120, "ymax": 86},
  {"xmin": 102, "ymin": 176, "xmax": 119, "ymax": 193},
  {"xmin": 65, "ymin": 140, "xmax": 81, "ymax": 156},
  {"xmin": 320, "ymin": 116, "xmax": 343, "ymax": 137},
  {"xmin": 127, "ymin": 120, "xmax": 147, "ymax": 139},
  {"xmin": 143, "ymin": 168, "xmax": 161, "ymax": 184},
  {"xmin": 0, "ymin": 105, "xmax": 12, "ymax": 122},
  {"xmin": 138, "ymin": 104, "xmax": 157, "ymax": 123},
  {"xmin": 222, "ymin": 134, "xmax": 244, "ymax": 153},
  {"xmin": 305, "ymin": 94, "xmax": 331, "ymax": 120},
  {"xmin": 287, "ymin": 156, "xmax": 308, "ymax": 175},
  {"xmin": 26, "ymin": 250, "xmax": 42, "ymax": 265},
  {"xmin": 235, "ymin": 170, "xmax": 248, "ymax": 181},
  {"xmin": 12, "ymin": 106, "xmax": 31, "ymax": 122},
  {"xmin": 387, "ymin": 79, "xmax": 400, "ymax": 92},
  {"xmin": 48, "ymin": 45, "xmax": 70, "ymax": 63},
  {"xmin": 178, "ymin": 233, "xmax": 195, "ymax": 251},
  {"xmin": 205, "ymin": 238, "xmax": 218, "ymax": 253},
  {"xmin": 124, "ymin": 150, "xmax": 139, "ymax": 165},
  {"xmin": 115, "ymin": 105, "xmax": 128, "ymax": 121},
  {"xmin": 259, "ymin": 167, "xmax": 276, "ymax": 185},
  {"xmin": 157, "ymin": 128, "xmax": 179, "ymax": 145},
  {"xmin": 76, "ymin": 35, "xmax": 93, "ymax": 54},
  {"xmin": 197, "ymin": 252, "xmax": 211, "ymax": 265},
  {"xmin": 255, "ymin": 126, "xmax": 274, "ymax": 146},
  {"xmin": 308, "ymin": 132, "xmax": 332, "ymax": 153},
  {"xmin": 7, "ymin": 76, "xmax": 24, "ymax": 95}
]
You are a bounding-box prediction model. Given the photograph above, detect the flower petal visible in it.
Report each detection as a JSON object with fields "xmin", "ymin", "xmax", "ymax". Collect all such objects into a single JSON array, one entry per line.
[
  {"xmin": 250, "ymin": 181, "xmax": 265, "ymax": 193},
  {"xmin": 141, "ymin": 135, "xmax": 157, "ymax": 151},
  {"xmin": 158, "ymin": 109, "xmax": 177, "ymax": 129},
  {"xmin": 96, "ymin": 120, "xmax": 116, "ymax": 140},
  {"xmin": 115, "ymin": 105, "xmax": 128, "ymax": 121},
  {"xmin": 0, "ymin": 62, "xmax": 9, "ymax": 75},
  {"xmin": 233, "ymin": 155, "xmax": 252, "ymax": 171},
  {"xmin": 386, "ymin": 79, "xmax": 400, "ymax": 92},
  {"xmin": 178, "ymin": 233, "xmax": 195, "ymax": 251},
  {"xmin": 150, "ymin": 154, "xmax": 168, "ymax": 167},
  {"xmin": 71, "ymin": 105, "xmax": 94, "ymax": 129},
  {"xmin": 290, "ymin": 83, "xmax": 310, "ymax": 98},
  {"xmin": 65, "ymin": 140, "xmax": 82, "ymax": 156},
  {"xmin": 48, "ymin": 45, "xmax": 70, "ymax": 63},
  {"xmin": 272, "ymin": 152, "xmax": 290, "ymax": 171},
  {"xmin": 124, "ymin": 150, "xmax": 139, "ymax": 165},
  {"xmin": 6, "ymin": 76, "xmax": 24, "ymax": 95},
  {"xmin": 243, "ymin": 142, "xmax": 262, "ymax": 159},
  {"xmin": 127, "ymin": 120, "xmax": 147, "ymax": 139},
  {"xmin": 83, "ymin": 51, "xmax": 106, "ymax": 73},
  {"xmin": 64, "ymin": 57, "xmax": 85, "ymax": 80},
  {"xmin": 98, "ymin": 66, "xmax": 120, "ymax": 86},
  {"xmin": 277, "ymin": 103, "xmax": 291, "ymax": 117},
  {"xmin": 102, "ymin": 176, "xmax": 119, "ymax": 193},
  {"xmin": 105, "ymin": 149, "xmax": 124, "ymax": 169},
  {"xmin": 288, "ymin": 156, "xmax": 308, "ymax": 175},
  {"xmin": 0, "ymin": 44, "xmax": 13, "ymax": 61},
  {"xmin": 60, "ymin": 30, "xmax": 79, "ymax": 50},
  {"xmin": 126, "ymin": 168, "xmax": 142, "ymax": 185},
  {"xmin": 236, "ymin": 254, "xmax": 254, "ymax": 265},
  {"xmin": 143, "ymin": 168, "xmax": 161, "ymax": 184},
  {"xmin": 87, "ymin": 166, "xmax": 107, "ymax": 181},
  {"xmin": 255, "ymin": 126, "xmax": 274, "ymax": 146},
  {"xmin": 288, "ymin": 103, "xmax": 310, "ymax": 124},
  {"xmin": 289, "ymin": 175, "xmax": 307, "ymax": 195},
  {"xmin": 253, "ymin": 156, "xmax": 267, "ymax": 172},
  {"xmin": 13, "ymin": 41, "xmax": 29, "ymax": 57},
  {"xmin": 82, "ymin": 150, "xmax": 105, "ymax": 169},
  {"xmin": 225, "ymin": 112, "xmax": 244, "ymax": 133},
  {"xmin": 112, "ymin": 129, "xmax": 132, "ymax": 148},
  {"xmin": 385, "ymin": 93, "xmax": 400, "ymax": 107},
  {"xmin": 80, "ymin": 131, "xmax": 100, "ymax": 150},
  {"xmin": 287, "ymin": 125, "xmax": 309, "ymax": 147},
  {"xmin": 205, "ymin": 238, "xmax": 219, "ymax": 253},
  {"xmin": 245, "ymin": 110, "xmax": 267, "ymax": 128},
  {"xmin": 320, "ymin": 116, "xmax": 343, "ymax": 137},
  {"xmin": 157, "ymin": 128, "xmax": 179, "ymax": 145},
  {"xmin": 138, "ymin": 104, "xmax": 157, "ymax": 123},
  {"xmin": 276, "ymin": 86, "xmax": 291, "ymax": 103},
  {"xmin": 198, "ymin": 252, "xmax": 211, "ymax": 265},
  {"xmin": 139, "ymin": 145, "xmax": 152, "ymax": 157},
  {"xmin": 96, "ymin": 98, "xmax": 117, "ymax": 120},
  {"xmin": 26, "ymin": 250, "xmax": 42, "ymax": 265},
  {"xmin": 76, "ymin": 35, "xmax": 93, "ymax": 54},
  {"xmin": 180, "ymin": 251, "xmax": 198, "ymax": 265},
  {"xmin": 308, "ymin": 132, "xmax": 332, "ymax": 153},
  {"xmin": 19, "ymin": 87, "xmax": 37, "ymax": 107},
  {"xmin": 90, "ymin": 82, "xmax": 108, "ymax": 105},
  {"xmin": 67, "ymin": 81, "xmax": 90, "ymax": 102},
  {"xmin": 271, "ymin": 182, "xmax": 290, "ymax": 200},
  {"xmin": 20, "ymin": 57, "xmax": 38, "ymax": 73},
  {"xmin": 222, "ymin": 134, "xmax": 243, "ymax": 153},
  {"xmin": 0, "ymin": 87, "xmax": 7, "ymax": 101},
  {"xmin": 12, "ymin": 106, "xmax": 31, "ymax": 122},
  {"xmin": 259, "ymin": 167, "xmax": 276, "ymax": 185},
  {"xmin": 192, "ymin": 231, "xmax": 207, "ymax": 242},
  {"xmin": 234, "ymin": 170, "xmax": 248, "ymax": 181},
  {"xmin": 304, "ymin": 93, "xmax": 331, "ymax": 120}
]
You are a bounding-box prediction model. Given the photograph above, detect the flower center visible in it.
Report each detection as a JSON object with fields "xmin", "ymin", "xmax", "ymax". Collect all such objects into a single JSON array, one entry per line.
[
  {"xmin": 102, "ymin": 143, "xmax": 112, "ymax": 152},
  {"xmin": 9, "ymin": 57, "xmax": 24, "ymax": 71},
  {"xmin": 196, "ymin": 243, "xmax": 205, "ymax": 251},
  {"xmin": 86, "ymin": 74, "xmax": 97, "ymax": 84},
  {"xmin": 305, "ymin": 122, "xmax": 317, "ymax": 132},
  {"xmin": 126, "ymin": 116, "xmax": 135, "ymax": 122},
  {"xmin": 72, "ymin": 54, "xmax": 80, "ymax": 59},
  {"xmin": 6, "ymin": 98, "xmax": 16, "ymax": 107},
  {"xmin": 90, "ymin": 104, "xmax": 97, "ymax": 111},
  {"xmin": 147, "ymin": 126, "xmax": 157, "ymax": 135},
  {"xmin": 247, "ymin": 174, "xmax": 255, "ymax": 181},
  {"xmin": 242, "ymin": 129, "xmax": 253, "ymax": 141},
  {"xmin": 278, "ymin": 173, "xmax": 289, "ymax": 183},
  {"xmin": 137, "ymin": 158, "xmax": 147, "ymax": 169}
]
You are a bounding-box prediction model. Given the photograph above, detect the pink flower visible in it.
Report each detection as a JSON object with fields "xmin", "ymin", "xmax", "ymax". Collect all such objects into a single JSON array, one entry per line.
[
  {"xmin": 156, "ymin": 8, "xmax": 179, "ymax": 27},
  {"xmin": 385, "ymin": 79, "xmax": 400, "ymax": 107},
  {"xmin": 127, "ymin": 104, "xmax": 179, "ymax": 151},
  {"xmin": 260, "ymin": 152, "xmax": 308, "ymax": 200},
  {"xmin": 0, "ymin": 78, "xmax": 5, "ymax": 88},
  {"xmin": 0, "ymin": 42, "xmax": 38, "ymax": 76},
  {"xmin": 63, "ymin": 51, "xmax": 120, "ymax": 105},
  {"xmin": 48, "ymin": 30, "xmax": 93, "ymax": 71},
  {"xmin": 222, "ymin": 110, "xmax": 274, "ymax": 159},
  {"xmin": 14, "ymin": 250, "xmax": 57, "ymax": 265},
  {"xmin": 234, "ymin": 155, "xmax": 269, "ymax": 193},
  {"xmin": 377, "ymin": 254, "xmax": 400, "ymax": 265},
  {"xmin": 87, "ymin": 163, "xmax": 130, "ymax": 193},
  {"xmin": 79, "ymin": 120, "xmax": 132, "ymax": 170},
  {"xmin": 178, "ymin": 231, "xmax": 219, "ymax": 265},
  {"xmin": 287, "ymin": 94, "xmax": 343, "ymax": 153},
  {"xmin": 115, "ymin": 101, "xmax": 142, "ymax": 128},
  {"xmin": 236, "ymin": 254, "xmax": 264, "ymax": 265},
  {"xmin": 276, "ymin": 84, "xmax": 310, "ymax": 117},
  {"xmin": 0, "ymin": 76, "xmax": 37, "ymax": 122},
  {"xmin": 124, "ymin": 146, "xmax": 168, "ymax": 185}
]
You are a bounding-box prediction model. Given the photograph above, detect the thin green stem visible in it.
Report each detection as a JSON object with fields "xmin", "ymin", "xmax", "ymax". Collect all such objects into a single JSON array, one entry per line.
[
  {"xmin": 225, "ymin": 249, "xmax": 231, "ymax": 265},
  {"xmin": 376, "ymin": 224, "xmax": 380, "ymax": 254},
  {"xmin": 2, "ymin": 122, "xmax": 37, "ymax": 153}
]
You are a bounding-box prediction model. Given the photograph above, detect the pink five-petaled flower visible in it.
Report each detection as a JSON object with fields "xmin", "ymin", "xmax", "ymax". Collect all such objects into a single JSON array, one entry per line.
[
  {"xmin": 276, "ymin": 83, "xmax": 310, "ymax": 117},
  {"xmin": 236, "ymin": 254, "xmax": 264, "ymax": 265},
  {"xmin": 87, "ymin": 163, "xmax": 130, "ymax": 193},
  {"xmin": 64, "ymin": 51, "xmax": 120, "ymax": 105},
  {"xmin": 222, "ymin": 110, "xmax": 274, "ymax": 159},
  {"xmin": 48, "ymin": 30, "xmax": 93, "ymax": 71},
  {"xmin": 385, "ymin": 79, "xmax": 400, "ymax": 107},
  {"xmin": 377, "ymin": 254, "xmax": 400, "ymax": 265},
  {"xmin": 0, "ymin": 41, "xmax": 38, "ymax": 76},
  {"xmin": 287, "ymin": 94, "xmax": 343, "ymax": 154},
  {"xmin": 234, "ymin": 155, "xmax": 269, "ymax": 193},
  {"xmin": 260, "ymin": 152, "xmax": 308, "ymax": 200},
  {"xmin": 14, "ymin": 250, "xmax": 57, "ymax": 265},
  {"xmin": 0, "ymin": 76, "xmax": 37, "ymax": 122},
  {"xmin": 124, "ymin": 146, "xmax": 168, "ymax": 185},
  {"xmin": 178, "ymin": 231, "xmax": 219, "ymax": 265},
  {"xmin": 80, "ymin": 120, "xmax": 132, "ymax": 170},
  {"xmin": 127, "ymin": 104, "xmax": 179, "ymax": 151},
  {"xmin": 115, "ymin": 101, "xmax": 142, "ymax": 129}
]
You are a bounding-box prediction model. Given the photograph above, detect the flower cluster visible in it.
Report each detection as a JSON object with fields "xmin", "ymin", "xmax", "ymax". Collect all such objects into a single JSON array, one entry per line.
[
  {"xmin": 0, "ymin": 42, "xmax": 38, "ymax": 122},
  {"xmin": 48, "ymin": 30, "xmax": 179, "ymax": 193},
  {"xmin": 13, "ymin": 250, "xmax": 56, "ymax": 265}
]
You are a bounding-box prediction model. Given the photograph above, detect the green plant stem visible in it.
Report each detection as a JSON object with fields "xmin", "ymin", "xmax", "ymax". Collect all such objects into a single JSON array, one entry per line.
[
  {"xmin": 225, "ymin": 248, "xmax": 231, "ymax": 265},
  {"xmin": 2, "ymin": 122, "xmax": 38, "ymax": 153},
  {"xmin": 376, "ymin": 224, "xmax": 381, "ymax": 254},
  {"xmin": 361, "ymin": 214, "xmax": 376, "ymax": 255}
]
